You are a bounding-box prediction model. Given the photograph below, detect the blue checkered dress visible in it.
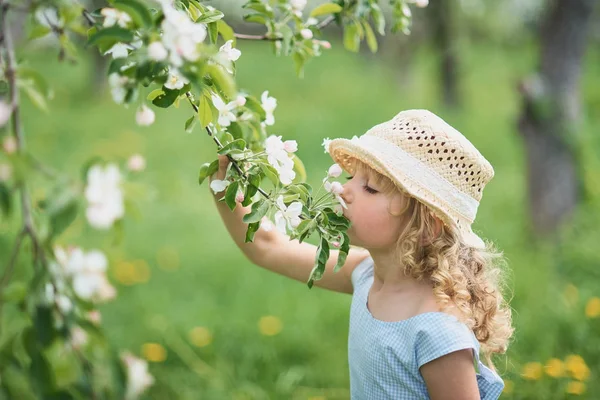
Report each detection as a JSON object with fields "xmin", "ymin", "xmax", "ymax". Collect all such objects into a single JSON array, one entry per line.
[{"xmin": 348, "ymin": 257, "xmax": 505, "ymax": 399}]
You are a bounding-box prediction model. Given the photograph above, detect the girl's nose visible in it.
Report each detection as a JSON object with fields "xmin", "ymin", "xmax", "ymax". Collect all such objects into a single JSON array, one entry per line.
[{"xmin": 340, "ymin": 183, "xmax": 353, "ymax": 204}]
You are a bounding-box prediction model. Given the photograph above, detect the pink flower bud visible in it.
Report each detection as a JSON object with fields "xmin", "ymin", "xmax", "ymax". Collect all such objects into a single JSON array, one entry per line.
[
  {"xmin": 330, "ymin": 181, "xmax": 344, "ymax": 195},
  {"xmin": 300, "ymin": 29, "xmax": 313, "ymax": 40},
  {"xmin": 332, "ymin": 241, "xmax": 340, "ymax": 248},
  {"xmin": 87, "ymin": 310, "xmax": 102, "ymax": 325},
  {"xmin": 328, "ymin": 164, "xmax": 343, "ymax": 178},
  {"xmin": 415, "ymin": 0, "xmax": 429, "ymax": 7},
  {"xmin": 319, "ymin": 40, "xmax": 331, "ymax": 49},
  {"xmin": 128, "ymin": 154, "xmax": 146, "ymax": 172},
  {"xmin": 236, "ymin": 191, "xmax": 245, "ymax": 203},
  {"xmin": 2, "ymin": 136, "xmax": 17, "ymax": 154},
  {"xmin": 136, "ymin": 105, "xmax": 155, "ymax": 126},
  {"xmin": 283, "ymin": 140, "xmax": 298, "ymax": 153}
]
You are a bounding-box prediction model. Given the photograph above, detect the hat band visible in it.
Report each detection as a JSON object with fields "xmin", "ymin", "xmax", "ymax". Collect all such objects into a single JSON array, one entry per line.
[{"xmin": 358, "ymin": 135, "xmax": 479, "ymax": 222}]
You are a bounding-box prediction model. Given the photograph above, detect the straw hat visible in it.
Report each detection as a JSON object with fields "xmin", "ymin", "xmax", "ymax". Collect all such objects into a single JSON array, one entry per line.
[{"xmin": 328, "ymin": 109, "xmax": 494, "ymax": 249}]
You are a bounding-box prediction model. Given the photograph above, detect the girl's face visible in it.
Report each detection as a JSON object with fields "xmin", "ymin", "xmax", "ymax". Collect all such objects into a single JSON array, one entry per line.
[{"xmin": 340, "ymin": 167, "xmax": 407, "ymax": 250}]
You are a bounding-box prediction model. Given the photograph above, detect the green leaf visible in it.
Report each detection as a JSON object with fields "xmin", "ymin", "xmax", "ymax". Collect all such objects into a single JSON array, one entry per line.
[
  {"xmin": 1, "ymin": 282, "xmax": 27, "ymax": 303},
  {"xmin": 245, "ymin": 221, "xmax": 260, "ymax": 243},
  {"xmin": 50, "ymin": 199, "xmax": 78, "ymax": 237},
  {"xmin": 217, "ymin": 20, "xmax": 236, "ymax": 46},
  {"xmin": 343, "ymin": 22, "xmax": 360, "ymax": 52},
  {"xmin": 362, "ymin": 21, "xmax": 378, "ymax": 53},
  {"xmin": 242, "ymin": 3, "xmax": 274, "ymax": 18},
  {"xmin": 370, "ymin": 4, "xmax": 386, "ymax": 35},
  {"xmin": 28, "ymin": 24, "xmax": 51, "ymax": 40},
  {"xmin": 19, "ymin": 81, "xmax": 48, "ymax": 112},
  {"xmin": 198, "ymin": 160, "xmax": 219, "ymax": 186},
  {"xmin": 310, "ymin": 3, "xmax": 343, "ymax": 17},
  {"xmin": 292, "ymin": 51, "xmax": 305, "ymax": 78},
  {"xmin": 208, "ymin": 21, "xmax": 218, "ymax": 44},
  {"xmin": 206, "ymin": 64, "xmax": 236, "ymax": 98},
  {"xmin": 218, "ymin": 139, "xmax": 246, "ymax": 155},
  {"xmin": 307, "ymin": 237, "xmax": 330, "ymax": 288},
  {"xmin": 147, "ymin": 88, "xmax": 164, "ymax": 101},
  {"xmin": 334, "ymin": 232, "xmax": 350, "ymax": 272},
  {"xmin": 34, "ymin": 306, "xmax": 56, "ymax": 347},
  {"xmin": 244, "ymin": 95, "xmax": 266, "ymax": 119},
  {"xmin": 224, "ymin": 181, "xmax": 239, "ymax": 211},
  {"xmin": 114, "ymin": 0, "xmax": 153, "ymax": 27},
  {"xmin": 44, "ymin": 339, "xmax": 81, "ymax": 389},
  {"xmin": 292, "ymin": 155, "xmax": 307, "ymax": 184},
  {"xmin": 243, "ymin": 198, "xmax": 270, "ymax": 223},
  {"xmin": 259, "ymin": 163, "xmax": 279, "ymax": 186},
  {"xmin": 87, "ymin": 26, "xmax": 134, "ymax": 49},
  {"xmin": 152, "ymin": 87, "xmax": 180, "ymax": 108},
  {"xmin": 0, "ymin": 182, "xmax": 11, "ymax": 217},
  {"xmin": 243, "ymin": 14, "xmax": 267, "ymax": 25},
  {"xmin": 185, "ymin": 115, "xmax": 197, "ymax": 133},
  {"xmin": 198, "ymin": 93, "xmax": 213, "ymax": 128},
  {"xmin": 242, "ymin": 174, "xmax": 261, "ymax": 206},
  {"xmin": 196, "ymin": 9, "xmax": 225, "ymax": 24}
]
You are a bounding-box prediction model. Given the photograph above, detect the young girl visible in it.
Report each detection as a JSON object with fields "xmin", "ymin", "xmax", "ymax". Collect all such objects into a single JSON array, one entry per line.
[{"xmin": 211, "ymin": 109, "xmax": 513, "ymax": 399}]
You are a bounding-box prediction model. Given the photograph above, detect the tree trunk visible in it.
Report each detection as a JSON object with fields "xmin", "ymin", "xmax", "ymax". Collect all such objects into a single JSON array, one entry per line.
[
  {"xmin": 517, "ymin": 0, "xmax": 596, "ymax": 237},
  {"xmin": 428, "ymin": 0, "xmax": 460, "ymax": 108}
]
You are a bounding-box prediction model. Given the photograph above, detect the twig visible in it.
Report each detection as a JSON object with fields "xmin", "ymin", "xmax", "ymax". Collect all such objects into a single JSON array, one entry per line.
[
  {"xmin": 234, "ymin": 32, "xmax": 282, "ymax": 41},
  {"xmin": 0, "ymin": 228, "xmax": 27, "ymax": 288},
  {"xmin": 317, "ymin": 15, "xmax": 335, "ymax": 30}
]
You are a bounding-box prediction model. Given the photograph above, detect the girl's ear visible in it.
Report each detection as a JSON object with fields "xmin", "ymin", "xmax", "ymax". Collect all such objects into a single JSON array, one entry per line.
[{"xmin": 389, "ymin": 193, "xmax": 405, "ymax": 216}]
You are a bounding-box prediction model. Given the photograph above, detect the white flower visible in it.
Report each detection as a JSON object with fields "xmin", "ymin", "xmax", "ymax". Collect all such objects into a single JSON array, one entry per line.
[
  {"xmin": 87, "ymin": 310, "xmax": 102, "ymax": 325},
  {"xmin": 300, "ymin": 29, "xmax": 313, "ymax": 40},
  {"xmin": 324, "ymin": 181, "xmax": 347, "ymax": 209},
  {"xmin": 210, "ymin": 179, "xmax": 230, "ymax": 194},
  {"xmin": 211, "ymin": 95, "xmax": 237, "ymax": 127},
  {"xmin": 54, "ymin": 246, "xmax": 117, "ymax": 303},
  {"xmin": 3, "ymin": 136, "xmax": 16, "ymax": 154},
  {"xmin": 260, "ymin": 91, "xmax": 277, "ymax": 126},
  {"xmin": 128, "ymin": 154, "xmax": 146, "ymax": 172},
  {"xmin": 324, "ymin": 181, "xmax": 344, "ymax": 195},
  {"xmin": 283, "ymin": 140, "xmax": 298, "ymax": 153},
  {"xmin": 314, "ymin": 40, "xmax": 331, "ymax": 50},
  {"xmin": 290, "ymin": 0, "xmax": 307, "ymax": 11},
  {"xmin": 160, "ymin": 2, "xmax": 206, "ymax": 66},
  {"xmin": 101, "ymin": 8, "xmax": 131, "ymax": 28},
  {"xmin": 402, "ymin": 3, "xmax": 412, "ymax": 17},
  {"xmin": 0, "ymin": 101, "xmax": 11, "ymax": 127},
  {"xmin": 70, "ymin": 326, "xmax": 88, "ymax": 349},
  {"xmin": 35, "ymin": 6, "xmax": 62, "ymax": 28},
  {"xmin": 234, "ymin": 95, "xmax": 246, "ymax": 107},
  {"xmin": 121, "ymin": 352, "xmax": 155, "ymax": 400},
  {"xmin": 104, "ymin": 43, "xmax": 131, "ymax": 59},
  {"xmin": 260, "ymin": 216, "xmax": 274, "ymax": 232},
  {"xmin": 85, "ymin": 164, "xmax": 125, "ymax": 230},
  {"xmin": 0, "ymin": 163, "xmax": 11, "ymax": 182},
  {"xmin": 218, "ymin": 40, "xmax": 241, "ymax": 62},
  {"xmin": 306, "ymin": 17, "xmax": 318, "ymax": 26},
  {"xmin": 415, "ymin": 0, "xmax": 429, "ymax": 7},
  {"xmin": 164, "ymin": 69, "xmax": 188, "ymax": 90},
  {"xmin": 264, "ymin": 135, "xmax": 296, "ymax": 184},
  {"xmin": 56, "ymin": 294, "xmax": 73, "ymax": 314},
  {"xmin": 147, "ymin": 41, "xmax": 168, "ymax": 61},
  {"xmin": 274, "ymin": 196, "xmax": 303, "ymax": 234},
  {"xmin": 235, "ymin": 189, "xmax": 245, "ymax": 203},
  {"xmin": 328, "ymin": 164, "xmax": 343, "ymax": 178},
  {"xmin": 135, "ymin": 105, "xmax": 155, "ymax": 126},
  {"xmin": 322, "ymin": 137, "xmax": 332, "ymax": 153},
  {"xmin": 108, "ymin": 73, "xmax": 129, "ymax": 104}
]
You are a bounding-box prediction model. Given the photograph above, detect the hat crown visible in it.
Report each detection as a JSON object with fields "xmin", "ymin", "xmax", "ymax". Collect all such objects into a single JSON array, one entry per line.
[{"xmin": 364, "ymin": 110, "xmax": 494, "ymax": 202}]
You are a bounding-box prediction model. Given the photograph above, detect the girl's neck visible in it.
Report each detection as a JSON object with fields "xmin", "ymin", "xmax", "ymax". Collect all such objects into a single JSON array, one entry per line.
[{"xmin": 368, "ymin": 249, "xmax": 433, "ymax": 293}]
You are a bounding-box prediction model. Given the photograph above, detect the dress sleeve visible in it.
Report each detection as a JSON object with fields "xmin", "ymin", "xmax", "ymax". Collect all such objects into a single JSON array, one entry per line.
[
  {"xmin": 414, "ymin": 315, "xmax": 478, "ymax": 370},
  {"xmin": 350, "ymin": 256, "xmax": 374, "ymax": 289}
]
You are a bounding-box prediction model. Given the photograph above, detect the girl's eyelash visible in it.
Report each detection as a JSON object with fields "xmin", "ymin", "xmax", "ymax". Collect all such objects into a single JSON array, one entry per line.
[{"xmin": 346, "ymin": 176, "xmax": 377, "ymax": 193}]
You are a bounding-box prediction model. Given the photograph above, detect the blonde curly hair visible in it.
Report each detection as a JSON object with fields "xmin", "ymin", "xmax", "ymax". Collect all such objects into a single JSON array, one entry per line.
[{"xmin": 350, "ymin": 158, "xmax": 514, "ymax": 372}]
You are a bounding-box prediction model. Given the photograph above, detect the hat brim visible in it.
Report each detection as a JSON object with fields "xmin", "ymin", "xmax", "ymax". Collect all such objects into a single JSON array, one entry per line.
[{"xmin": 328, "ymin": 138, "xmax": 486, "ymax": 249}]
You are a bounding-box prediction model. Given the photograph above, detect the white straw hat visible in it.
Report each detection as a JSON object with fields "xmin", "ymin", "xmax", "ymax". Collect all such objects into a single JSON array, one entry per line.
[{"xmin": 328, "ymin": 109, "xmax": 494, "ymax": 249}]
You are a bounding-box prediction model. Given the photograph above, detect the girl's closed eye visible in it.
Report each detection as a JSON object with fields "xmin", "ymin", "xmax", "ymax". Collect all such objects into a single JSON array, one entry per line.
[{"xmin": 346, "ymin": 176, "xmax": 378, "ymax": 194}]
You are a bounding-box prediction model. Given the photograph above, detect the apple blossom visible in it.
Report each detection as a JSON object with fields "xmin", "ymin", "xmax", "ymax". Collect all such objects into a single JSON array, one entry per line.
[
  {"xmin": 164, "ymin": 69, "xmax": 189, "ymax": 90},
  {"xmin": 211, "ymin": 95, "xmax": 237, "ymax": 127},
  {"xmin": 108, "ymin": 73, "xmax": 130, "ymax": 104},
  {"xmin": 136, "ymin": 105, "xmax": 155, "ymax": 126},
  {"xmin": 210, "ymin": 179, "xmax": 230, "ymax": 194},
  {"xmin": 260, "ymin": 91, "xmax": 277, "ymax": 126},
  {"xmin": 328, "ymin": 164, "xmax": 343, "ymax": 178},
  {"xmin": 101, "ymin": 8, "xmax": 131, "ymax": 28},
  {"xmin": 147, "ymin": 41, "xmax": 168, "ymax": 61},
  {"xmin": 85, "ymin": 164, "xmax": 125, "ymax": 229},
  {"xmin": 415, "ymin": 0, "xmax": 429, "ymax": 7},
  {"xmin": 290, "ymin": 0, "xmax": 307, "ymax": 11},
  {"xmin": 2, "ymin": 136, "xmax": 16, "ymax": 154},
  {"xmin": 274, "ymin": 196, "xmax": 302, "ymax": 234},
  {"xmin": 218, "ymin": 40, "xmax": 241, "ymax": 62},
  {"xmin": 128, "ymin": 154, "xmax": 146, "ymax": 172},
  {"xmin": 121, "ymin": 352, "xmax": 155, "ymax": 400},
  {"xmin": 0, "ymin": 101, "xmax": 11, "ymax": 127},
  {"xmin": 104, "ymin": 43, "xmax": 131, "ymax": 59},
  {"xmin": 260, "ymin": 216, "xmax": 274, "ymax": 232}
]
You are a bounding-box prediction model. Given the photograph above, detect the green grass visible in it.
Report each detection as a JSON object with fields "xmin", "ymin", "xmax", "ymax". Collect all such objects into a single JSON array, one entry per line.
[{"xmin": 3, "ymin": 34, "xmax": 600, "ymax": 399}]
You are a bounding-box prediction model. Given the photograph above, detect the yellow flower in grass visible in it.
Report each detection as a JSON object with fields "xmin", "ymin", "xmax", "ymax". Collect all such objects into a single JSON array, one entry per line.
[
  {"xmin": 563, "ymin": 284, "xmax": 579, "ymax": 307},
  {"xmin": 502, "ymin": 380, "xmax": 514, "ymax": 394},
  {"xmin": 585, "ymin": 297, "xmax": 600, "ymax": 318},
  {"xmin": 142, "ymin": 342, "xmax": 167, "ymax": 362},
  {"xmin": 565, "ymin": 355, "xmax": 590, "ymax": 381},
  {"xmin": 521, "ymin": 362, "xmax": 543, "ymax": 380},
  {"xmin": 114, "ymin": 261, "xmax": 137, "ymax": 285},
  {"xmin": 544, "ymin": 358, "xmax": 565, "ymax": 378},
  {"xmin": 258, "ymin": 315, "xmax": 282, "ymax": 336},
  {"xmin": 189, "ymin": 327, "xmax": 213, "ymax": 347},
  {"xmin": 566, "ymin": 381, "xmax": 586, "ymax": 395}
]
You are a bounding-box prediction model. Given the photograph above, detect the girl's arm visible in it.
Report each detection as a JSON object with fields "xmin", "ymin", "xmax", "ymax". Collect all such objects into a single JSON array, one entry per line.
[
  {"xmin": 420, "ymin": 349, "xmax": 481, "ymax": 400},
  {"xmin": 212, "ymin": 155, "xmax": 370, "ymax": 294}
]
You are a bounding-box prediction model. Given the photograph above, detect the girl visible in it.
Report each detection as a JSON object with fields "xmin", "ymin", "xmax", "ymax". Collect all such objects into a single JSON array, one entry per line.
[{"xmin": 211, "ymin": 109, "xmax": 513, "ymax": 399}]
